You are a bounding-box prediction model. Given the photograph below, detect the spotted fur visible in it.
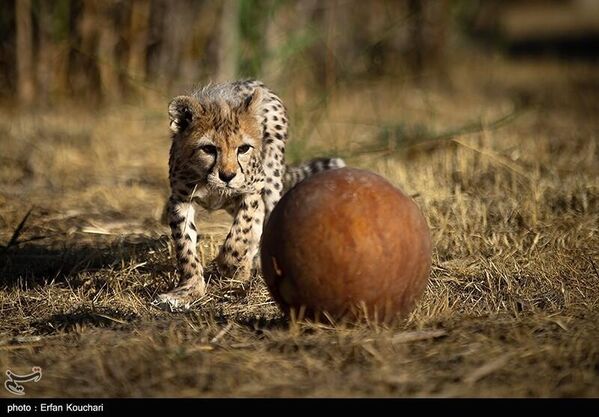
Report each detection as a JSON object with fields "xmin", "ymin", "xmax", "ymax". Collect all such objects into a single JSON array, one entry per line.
[{"xmin": 154, "ymin": 80, "xmax": 344, "ymax": 310}]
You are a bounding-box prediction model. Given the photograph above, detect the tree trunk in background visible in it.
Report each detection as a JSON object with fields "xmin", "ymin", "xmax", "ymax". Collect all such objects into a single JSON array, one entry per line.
[
  {"xmin": 3, "ymin": 0, "xmax": 454, "ymax": 102},
  {"xmin": 263, "ymin": 0, "xmax": 287, "ymax": 87},
  {"xmin": 96, "ymin": 2, "xmax": 121, "ymax": 102},
  {"xmin": 75, "ymin": 0, "xmax": 100, "ymax": 100},
  {"xmin": 155, "ymin": 0, "xmax": 181, "ymax": 88},
  {"xmin": 16, "ymin": 0, "xmax": 35, "ymax": 105},
  {"xmin": 155, "ymin": 0, "xmax": 190, "ymax": 90},
  {"xmin": 217, "ymin": 0, "xmax": 240, "ymax": 82},
  {"xmin": 150, "ymin": 0, "xmax": 216, "ymax": 91},
  {"xmin": 423, "ymin": 0, "xmax": 451, "ymax": 83},
  {"xmin": 37, "ymin": 1, "xmax": 55, "ymax": 104},
  {"xmin": 290, "ymin": 0, "xmax": 319, "ymax": 104},
  {"xmin": 178, "ymin": 1, "xmax": 209, "ymax": 86},
  {"xmin": 408, "ymin": 0, "xmax": 424, "ymax": 76},
  {"xmin": 324, "ymin": 0, "xmax": 338, "ymax": 95},
  {"xmin": 128, "ymin": 0, "xmax": 151, "ymax": 93}
]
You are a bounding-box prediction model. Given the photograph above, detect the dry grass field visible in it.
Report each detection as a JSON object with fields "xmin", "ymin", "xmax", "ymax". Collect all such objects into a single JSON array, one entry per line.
[{"xmin": 1, "ymin": 54, "xmax": 598, "ymax": 397}]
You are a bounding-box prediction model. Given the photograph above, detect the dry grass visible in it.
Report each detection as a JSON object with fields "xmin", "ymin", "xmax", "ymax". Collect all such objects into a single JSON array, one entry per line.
[{"xmin": 1, "ymin": 54, "xmax": 598, "ymax": 397}]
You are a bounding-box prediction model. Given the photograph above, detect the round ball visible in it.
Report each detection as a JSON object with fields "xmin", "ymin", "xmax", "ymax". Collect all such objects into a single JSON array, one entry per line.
[{"xmin": 261, "ymin": 167, "xmax": 432, "ymax": 322}]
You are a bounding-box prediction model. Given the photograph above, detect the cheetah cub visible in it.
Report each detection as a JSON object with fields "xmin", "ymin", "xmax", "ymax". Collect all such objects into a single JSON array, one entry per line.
[{"xmin": 155, "ymin": 80, "xmax": 344, "ymax": 311}]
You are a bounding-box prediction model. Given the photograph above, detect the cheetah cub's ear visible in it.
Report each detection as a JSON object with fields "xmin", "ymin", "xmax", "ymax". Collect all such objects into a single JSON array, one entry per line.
[
  {"xmin": 237, "ymin": 89, "xmax": 263, "ymax": 115},
  {"xmin": 168, "ymin": 96, "xmax": 202, "ymax": 135}
]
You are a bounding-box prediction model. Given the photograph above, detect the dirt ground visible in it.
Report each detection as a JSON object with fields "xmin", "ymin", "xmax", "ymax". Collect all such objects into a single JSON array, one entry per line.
[{"xmin": 1, "ymin": 53, "xmax": 598, "ymax": 397}]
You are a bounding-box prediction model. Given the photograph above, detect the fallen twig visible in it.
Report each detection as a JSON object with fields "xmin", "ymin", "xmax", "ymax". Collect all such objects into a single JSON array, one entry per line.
[
  {"xmin": 463, "ymin": 353, "xmax": 512, "ymax": 384},
  {"xmin": 210, "ymin": 322, "xmax": 234, "ymax": 344},
  {"xmin": 391, "ymin": 329, "xmax": 447, "ymax": 344},
  {"xmin": 3, "ymin": 207, "xmax": 34, "ymax": 251}
]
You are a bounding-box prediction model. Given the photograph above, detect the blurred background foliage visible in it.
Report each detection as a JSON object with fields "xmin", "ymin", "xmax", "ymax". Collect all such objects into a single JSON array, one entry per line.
[
  {"xmin": 1, "ymin": 0, "xmax": 446, "ymax": 105},
  {"xmin": 5, "ymin": 0, "xmax": 598, "ymax": 107},
  {"xmin": 2, "ymin": 0, "xmax": 599, "ymax": 107},
  {"xmin": 3, "ymin": 0, "xmax": 598, "ymax": 168},
  {"xmin": 2, "ymin": 2, "xmax": 599, "ymax": 397}
]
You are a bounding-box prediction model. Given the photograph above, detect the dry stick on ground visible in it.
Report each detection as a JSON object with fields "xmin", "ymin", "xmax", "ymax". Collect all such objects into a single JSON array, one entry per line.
[
  {"xmin": 210, "ymin": 323, "xmax": 234, "ymax": 344},
  {"xmin": 3, "ymin": 208, "xmax": 33, "ymax": 252},
  {"xmin": 390, "ymin": 329, "xmax": 447, "ymax": 344},
  {"xmin": 338, "ymin": 105, "xmax": 525, "ymax": 161},
  {"xmin": 452, "ymin": 137, "xmax": 533, "ymax": 183},
  {"xmin": 463, "ymin": 353, "xmax": 513, "ymax": 385}
]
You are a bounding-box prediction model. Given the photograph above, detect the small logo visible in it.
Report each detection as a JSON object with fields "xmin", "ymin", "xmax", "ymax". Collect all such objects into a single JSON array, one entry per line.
[{"xmin": 4, "ymin": 367, "xmax": 42, "ymax": 396}]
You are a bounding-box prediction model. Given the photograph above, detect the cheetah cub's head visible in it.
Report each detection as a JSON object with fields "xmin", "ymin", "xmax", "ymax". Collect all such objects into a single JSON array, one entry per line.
[{"xmin": 168, "ymin": 90, "xmax": 263, "ymax": 193}]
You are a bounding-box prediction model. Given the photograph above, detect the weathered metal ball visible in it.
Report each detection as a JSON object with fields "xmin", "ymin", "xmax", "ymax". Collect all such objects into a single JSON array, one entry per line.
[{"xmin": 261, "ymin": 167, "xmax": 432, "ymax": 322}]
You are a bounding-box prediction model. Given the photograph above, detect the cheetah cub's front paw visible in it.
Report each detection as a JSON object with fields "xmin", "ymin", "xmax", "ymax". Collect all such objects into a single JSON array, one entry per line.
[{"xmin": 152, "ymin": 278, "xmax": 206, "ymax": 312}]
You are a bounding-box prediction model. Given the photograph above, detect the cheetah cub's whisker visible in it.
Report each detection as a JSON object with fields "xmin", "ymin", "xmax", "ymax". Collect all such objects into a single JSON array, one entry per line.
[{"xmin": 153, "ymin": 80, "xmax": 344, "ymax": 312}]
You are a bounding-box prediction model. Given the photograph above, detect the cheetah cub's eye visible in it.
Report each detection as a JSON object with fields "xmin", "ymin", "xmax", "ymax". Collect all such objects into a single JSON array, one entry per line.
[
  {"xmin": 199, "ymin": 145, "xmax": 217, "ymax": 155},
  {"xmin": 238, "ymin": 144, "xmax": 252, "ymax": 155}
]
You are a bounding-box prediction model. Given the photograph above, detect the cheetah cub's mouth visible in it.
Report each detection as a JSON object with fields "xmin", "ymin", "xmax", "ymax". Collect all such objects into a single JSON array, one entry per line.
[{"xmin": 207, "ymin": 180, "xmax": 258, "ymax": 196}]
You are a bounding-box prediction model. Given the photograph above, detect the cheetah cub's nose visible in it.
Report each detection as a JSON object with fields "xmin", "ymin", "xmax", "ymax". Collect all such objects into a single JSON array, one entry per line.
[{"xmin": 219, "ymin": 171, "xmax": 237, "ymax": 183}]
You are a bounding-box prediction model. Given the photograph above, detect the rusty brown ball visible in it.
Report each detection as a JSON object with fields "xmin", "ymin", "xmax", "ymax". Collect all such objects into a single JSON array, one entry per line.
[{"xmin": 261, "ymin": 167, "xmax": 432, "ymax": 322}]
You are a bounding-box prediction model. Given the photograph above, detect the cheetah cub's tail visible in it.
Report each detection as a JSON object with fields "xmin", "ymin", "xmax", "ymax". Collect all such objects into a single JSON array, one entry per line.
[{"xmin": 283, "ymin": 157, "xmax": 346, "ymax": 191}]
